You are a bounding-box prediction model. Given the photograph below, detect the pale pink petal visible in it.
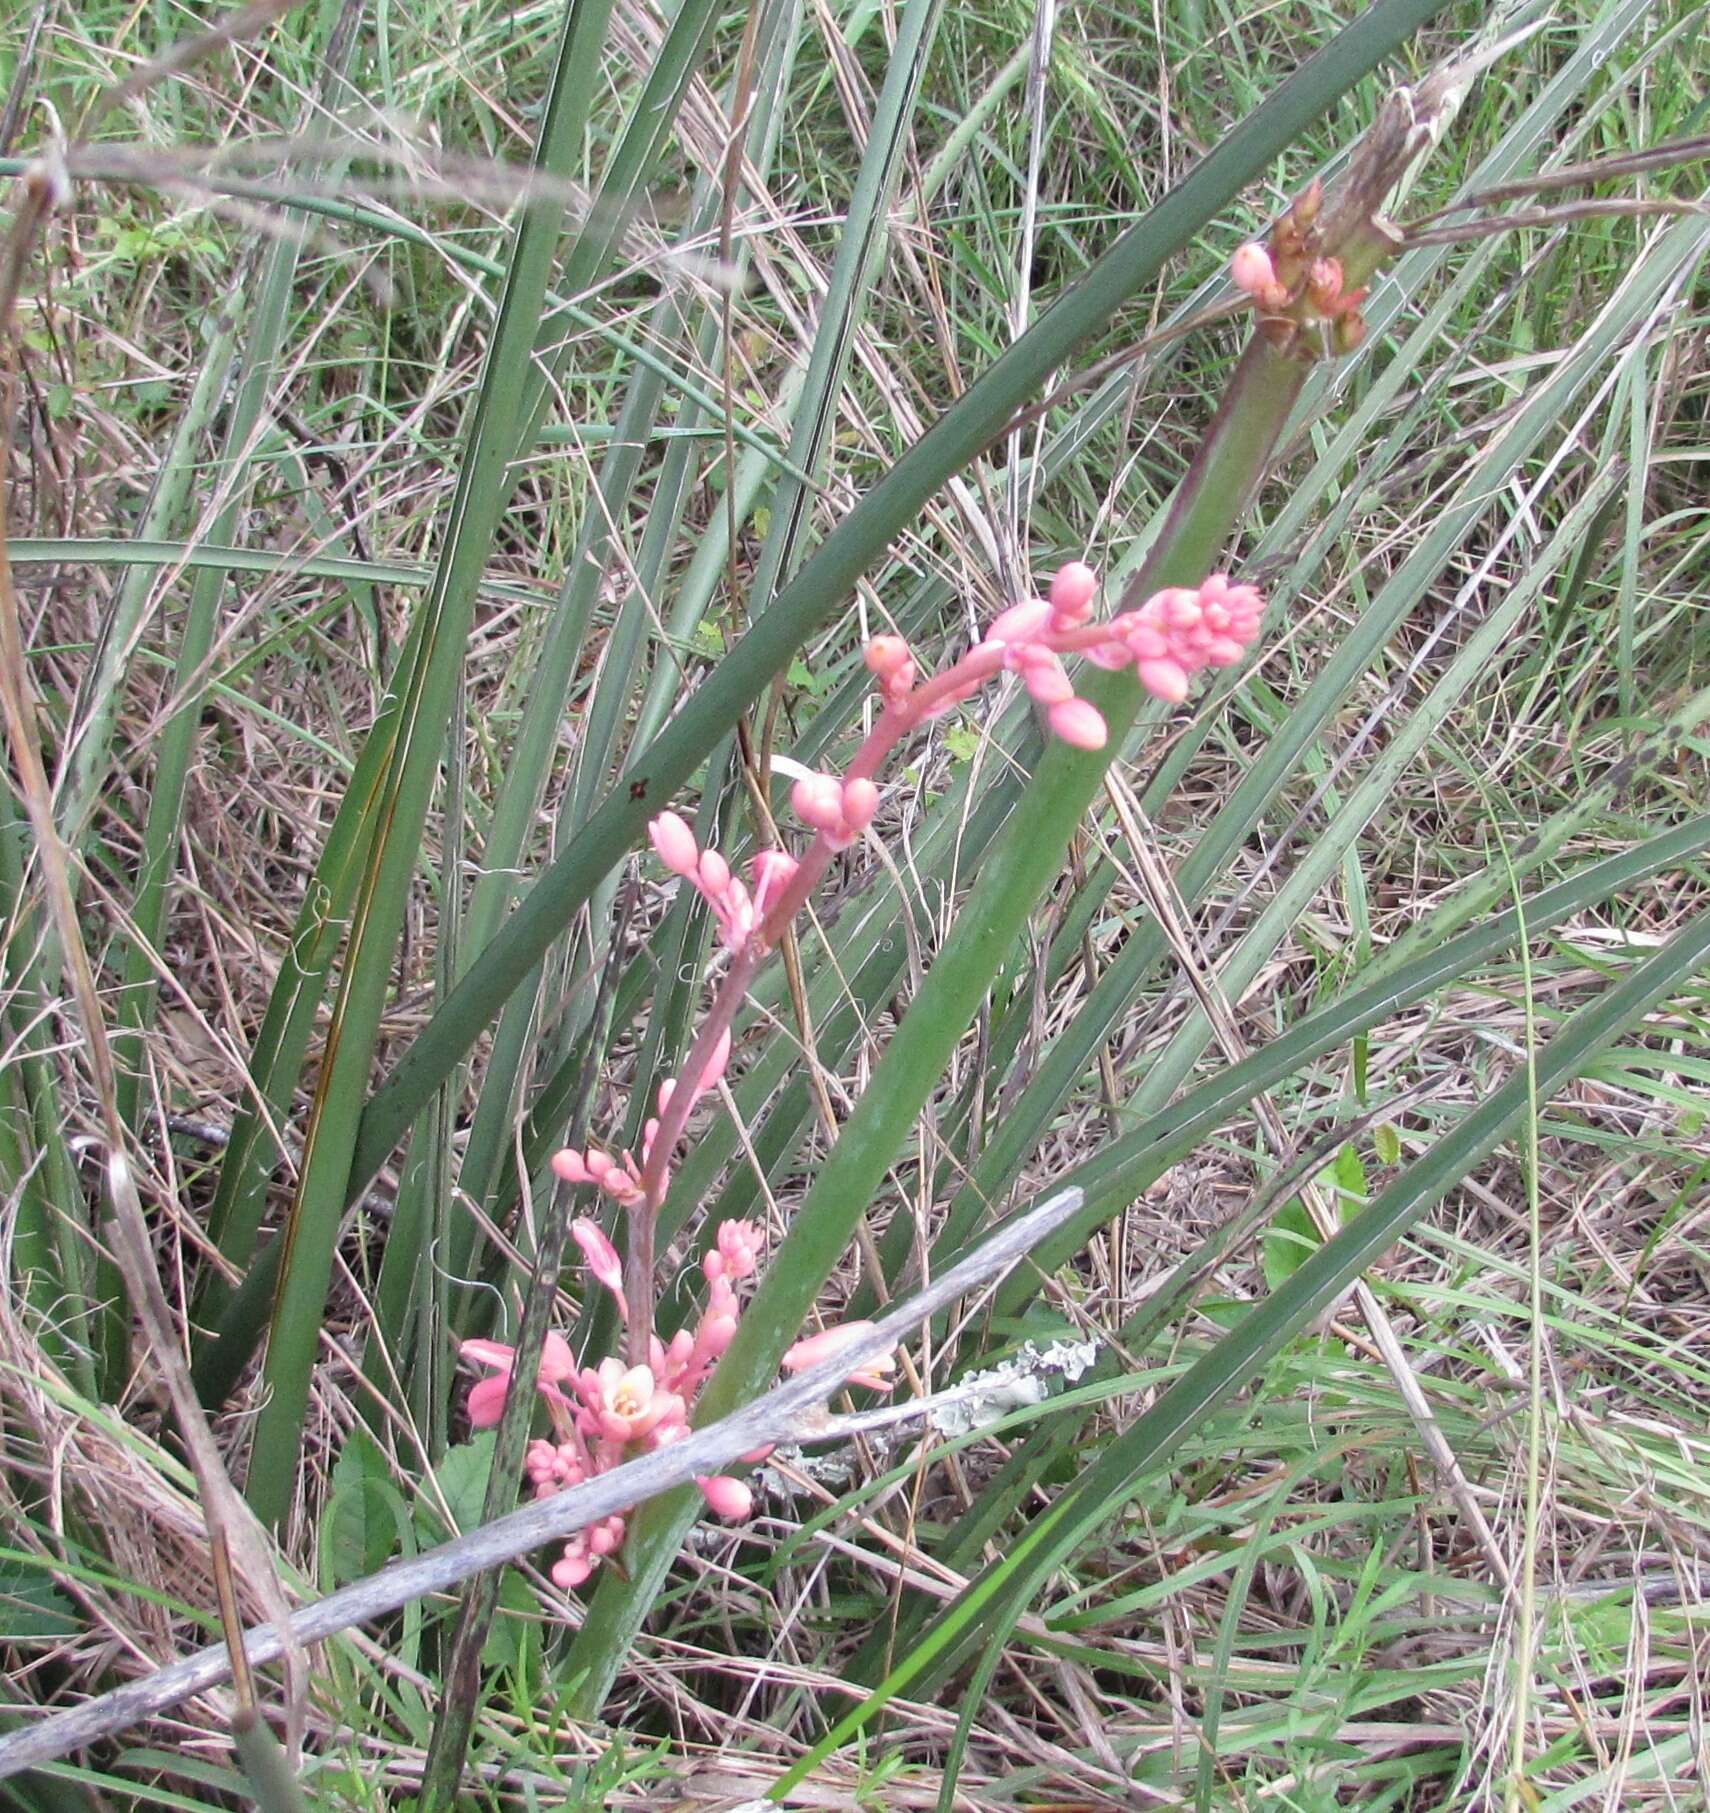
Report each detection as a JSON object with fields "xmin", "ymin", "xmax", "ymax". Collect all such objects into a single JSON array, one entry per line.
[
  {"xmin": 466, "ymin": 1375, "xmax": 510, "ymax": 1428},
  {"xmin": 459, "ymin": 1338, "xmax": 516, "ymax": 1370},
  {"xmin": 539, "ymin": 1331, "xmax": 577, "ymax": 1382}
]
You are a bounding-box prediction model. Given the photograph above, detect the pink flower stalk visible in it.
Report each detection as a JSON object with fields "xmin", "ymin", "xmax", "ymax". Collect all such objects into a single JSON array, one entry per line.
[
  {"xmin": 487, "ymin": 557, "xmax": 1271, "ymax": 1600},
  {"xmin": 782, "ymin": 1320, "xmax": 897, "ymax": 1393},
  {"xmin": 459, "ymin": 1332, "xmax": 576, "ymax": 1429}
]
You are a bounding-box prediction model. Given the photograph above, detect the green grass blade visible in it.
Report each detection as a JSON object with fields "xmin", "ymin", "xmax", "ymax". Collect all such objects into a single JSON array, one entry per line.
[{"xmin": 240, "ymin": 0, "xmax": 625, "ymax": 1520}]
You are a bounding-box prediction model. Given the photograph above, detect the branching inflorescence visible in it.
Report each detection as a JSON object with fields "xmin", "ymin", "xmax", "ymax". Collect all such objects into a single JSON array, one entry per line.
[{"xmin": 461, "ymin": 550, "xmax": 1265, "ymax": 1594}]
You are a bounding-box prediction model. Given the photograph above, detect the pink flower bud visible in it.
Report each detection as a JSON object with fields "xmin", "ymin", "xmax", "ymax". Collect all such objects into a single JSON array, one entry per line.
[
  {"xmin": 1049, "ymin": 561, "xmax": 1098, "ymax": 624},
  {"xmin": 750, "ymin": 848, "xmax": 799, "ymax": 917},
  {"xmin": 783, "ymin": 1321, "xmax": 876, "ymax": 1371},
  {"xmin": 1126, "ymin": 622, "xmax": 1167, "ymax": 662},
  {"xmin": 1162, "ymin": 589, "xmax": 1202, "ymax": 629},
  {"xmin": 840, "ymin": 776, "xmax": 879, "ymax": 833},
  {"xmin": 1020, "ymin": 649, "xmax": 1074, "ymax": 706},
  {"xmin": 782, "ymin": 1319, "xmax": 898, "ymax": 1388},
  {"xmin": 791, "ymin": 772, "xmax": 844, "ymax": 835},
  {"xmin": 863, "ymin": 635, "xmax": 915, "ymax": 694},
  {"xmin": 551, "ymin": 1148, "xmax": 592, "ymax": 1185},
  {"xmin": 551, "ymin": 1549, "xmax": 593, "ymax": 1589},
  {"xmin": 985, "ymin": 599, "xmax": 1053, "ymax": 647},
  {"xmin": 697, "ymin": 1026, "xmax": 733, "ymax": 1094},
  {"xmin": 1047, "ymin": 698, "xmax": 1107, "ymax": 750},
  {"xmin": 697, "ymin": 1310, "xmax": 738, "ymax": 1358},
  {"xmin": 697, "ymin": 848, "xmax": 730, "ymax": 894},
  {"xmin": 697, "ymin": 1474, "xmax": 754, "ymax": 1520},
  {"xmin": 1231, "ymin": 242, "xmax": 1276, "ymax": 296},
  {"xmin": 714, "ymin": 1218, "xmax": 762, "ymax": 1279},
  {"xmin": 648, "ymin": 811, "xmax": 699, "ymax": 876},
  {"xmin": 572, "ymin": 1218, "xmax": 628, "ymax": 1320},
  {"xmin": 1137, "ymin": 657, "xmax": 1190, "ymax": 704}
]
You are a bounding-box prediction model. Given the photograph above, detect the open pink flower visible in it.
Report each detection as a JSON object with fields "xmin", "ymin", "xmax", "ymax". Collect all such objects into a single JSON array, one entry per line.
[
  {"xmin": 579, "ymin": 1359, "xmax": 687, "ymax": 1446},
  {"xmin": 459, "ymin": 1331, "xmax": 575, "ymax": 1429}
]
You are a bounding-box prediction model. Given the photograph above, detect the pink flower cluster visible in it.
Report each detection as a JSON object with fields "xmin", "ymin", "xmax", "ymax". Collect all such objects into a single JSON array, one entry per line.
[
  {"xmin": 1074, "ymin": 573, "xmax": 1265, "ymax": 707},
  {"xmin": 974, "ymin": 562, "xmax": 1265, "ymax": 738},
  {"xmin": 461, "ymin": 1219, "xmax": 767, "ymax": 1590},
  {"xmin": 649, "ymin": 811, "xmax": 801, "ymax": 950},
  {"xmin": 457, "ymin": 557, "xmax": 1259, "ymax": 1598},
  {"xmin": 1227, "ymin": 184, "xmax": 1369, "ymax": 356},
  {"xmin": 461, "ymin": 1218, "xmax": 897, "ymax": 1592}
]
